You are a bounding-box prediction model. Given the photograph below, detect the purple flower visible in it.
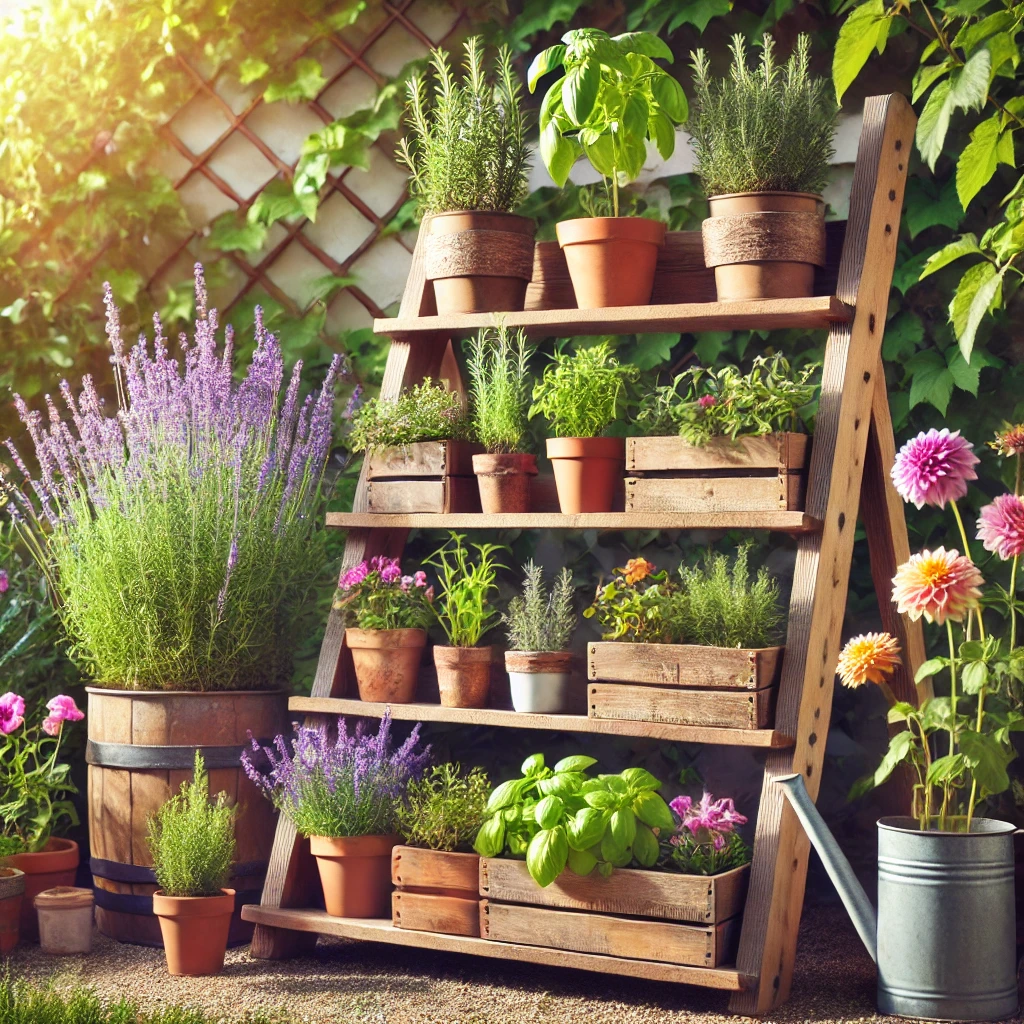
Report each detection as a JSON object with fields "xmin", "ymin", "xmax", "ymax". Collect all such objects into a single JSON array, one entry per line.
[
  {"xmin": 0, "ymin": 570, "xmax": 7, "ymax": 594},
  {"xmin": 380, "ymin": 561, "xmax": 401, "ymax": 584},
  {"xmin": 891, "ymin": 429, "xmax": 979, "ymax": 509},
  {"xmin": 671, "ymin": 792, "xmax": 747, "ymax": 851},
  {"xmin": 0, "ymin": 692, "xmax": 25, "ymax": 735},
  {"xmin": 340, "ymin": 561, "xmax": 369, "ymax": 590}
]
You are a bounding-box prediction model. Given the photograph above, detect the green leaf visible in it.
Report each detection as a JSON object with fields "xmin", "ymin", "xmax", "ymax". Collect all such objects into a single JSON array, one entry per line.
[
  {"xmin": 528, "ymin": 45, "xmax": 567, "ymax": 92},
  {"xmin": 623, "ymin": 91, "xmax": 650, "ymax": 140},
  {"xmin": 600, "ymin": 829, "xmax": 632, "ymax": 867},
  {"xmin": 584, "ymin": 789, "xmax": 616, "ymax": 810},
  {"xmin": 522, "ymin": 754, "xmax": 546, "ymax": 776},
  {"xmin": 630, "ymin": 331, "xmax": 678, "ymax": 370},
  {"xmin": 526, "ymin": 826, "xmax": 569, "ymax": 887},
  {"xmin": 950, "ymin": 260, "xmax": 1004, "ymax": 361},
  {"xmin": 956, "ymin": 115, "xmax": 1002, "ymax": 209},
  {"xmin": 666, "ymin": 0, "xmax": 732, "ymax": 33},
  {"xmin": 927, "ymin": 752, "xmax": 967, "ymax": 787},
  {"xmin": 948, "ymin": 48, "xmax": 991, "ymax": 113},
  {"xmin": 650, "ymin": 74, "xmax": 687, "ymax": 123},
  {"xmin": 887, "ymin": 701, "xmax": 917, "ymax": 724},
  {"xmin": 919, "ymin": 234, "xmax": 982, "ymax": 279},
  {"xmin": 952, "ymin": 10, "xmax": 1016, "ymax": 54},
  {"xmin": 959, "ymin": 730, "xmax": 1011, "ymax": 795},
  {"xmin": 631, "ymin": 823, "xmax": 660, "ymax": 867},
  {"xmin": 206, "ymin": 213, "xmax": 268, "ymax": 254},
  {"xmin": 609, "ymin": 807, "xmax": 637, "ymax": 849},
  {"xmin": 920, "ymin": 696, "xmax": 952, "ymax": 732},
  {"xmin": 649, "ymin": 111, "xmax": 676, "ymax": 160},
  {"xmin": 917, "ymin": 79, "xmax": 954, "ymax": 170},
  {"xmin": 620, "ymin": 767, "xmax": 661, "ymax": 792},
  {"xmin": 912, "ymin": 61, "xmax": 951, "ymax": 103},
  {"xmin": 612, "ymin": 31, "xmax": 672, "ymax": 61},
  {"xmin": 566, "ymin": 807, "xmax": 608, "ymax": 851},
  {"xmin": 487, "ymin": 778, "xmax": 526, "ymax": 812},
  {"xmin": 873, "ymin": 730, "xmax": 917, "ymax": 787},
  {"xmin": 833, "ymin": 0, "xmax": 888, "ymax": 104},
  {"xmin": 239, "ymin": 57, "xmax": 270, "ymax": 85},
  {"xmin": 567, "ymin": 846, "xmax": 598, "ymax": 876},
  {"xmin": 905, "ymin": 176, "xmax": 964, "ymax": 239},
  {"xmin": 540, "ymin": 121, "xmax": 578, "ymax": 186},
  {"xmin": 535, "ymin": 795, "xmax": 564, "ymax": 829},
  {"xmin": 961, "ymin": 660, "xmax": 989, "ymax": 695},
  {"xmin": 881, "ymin": 311, "xmax": 924, "ymax": 361},
  {"xmin": 473, "ymin": 815, "xmax": 506, "ymax": 857},
  {"xmin": 907, "ymin": 350, "xmax": 954, "ymax": 415},
  {"xmin": 248, "ymin": 179, "xmax": 306, "ymax": 227},
  {"xmin": 582, "ymin": 133, "xmax": 615, "ymax": 177},
  {"xmin": 263, "ymin": 57, "xmax": 326, "ymax": 103},
  {"xmin": 554, "ymin": 755, "xmax": 597, "ymax": 773},
  {"xmin": 562, "ymin": 60, "xmax": 600, "ymax": 124},
  {"xmin": 632, "ymin": 790, "xmax": 675, "ymax": 831}
]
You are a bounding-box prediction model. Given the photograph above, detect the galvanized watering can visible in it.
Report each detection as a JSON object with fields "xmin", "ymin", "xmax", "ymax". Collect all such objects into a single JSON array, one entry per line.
[{"xmin": 776, "ymin": 774, "xmax": 1019, "ymax": 1021}]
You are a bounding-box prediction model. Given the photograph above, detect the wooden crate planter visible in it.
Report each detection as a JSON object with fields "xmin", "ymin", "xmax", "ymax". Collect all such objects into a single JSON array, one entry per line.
[
  {"xmin": 588, "ymin": 643, "xmax": 783, "ymax": 730},
  {"xmin": 391, "ymin": 846, "xmax": 480, "ymax": 937},
  {"xmin": 365, "ymin": 441, "xmax": 482, "ymax": 513},
  {"xmin": 624, "ymin": 433, "xmax": 810, "ymax": 513}
]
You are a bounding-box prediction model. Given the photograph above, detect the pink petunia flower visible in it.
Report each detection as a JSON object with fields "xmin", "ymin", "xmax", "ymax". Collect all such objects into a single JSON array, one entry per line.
[
  {"xmin": 413, "ymin": 570, "xmax": 427, "ymax": 588},
  {"xmin": 0, "ymin": 570, "xmax": 7, "ymax": 594},
  {"xmin": 977, "ymin": 493, "xmax": 1024, "ymax": 561},
  {"xmin": 339, "ymin": 561, "xmax": 369, "ymax": 590},
  {"xmin": 891, "ymin": 428, "xmax": 979, "ymax": 509},
  {"xmin": 892, "ymin": 547, "xmax": 983, "ymax": 624},
  {"xmin": 697, "ymin": 394, "xmax": 717, "ymax": 409},
  {"xmin": 0, "ymin": 692, "xmax": 25, "ymax": 735},
  {"xmin": 46, "ymin": 694, "xmax": 84, "ymax": 724}
]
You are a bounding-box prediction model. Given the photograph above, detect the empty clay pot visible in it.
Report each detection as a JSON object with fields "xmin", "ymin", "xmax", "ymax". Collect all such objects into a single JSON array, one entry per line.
[
  {"xmin": 425, "ymin": 212, "xmax": 536, "ymax": 315},
  {"xmin": 546, "ymin": 437, "xmax": 625, "ymax": 514},
  {"xmin": 35, "ymin": 886, "xmax": 94, "ymax": 955},
  {"xmin": 152, "ymin": 889, "xmax": 234, "ymax": 975},
  {"xmin": 0, "ymin": 868, "xmax": 25, "ymax": 954},
  {"xmin": 347, "ymin": 627, "xmax": 427, "ymax": 703},
  {"xmin": 505, "ymin": 651, "xmax": 575, "ymax": 714},
  {"xmin": 555, "ymin": 217, "xmax": 666, "ymax": 308},
  {"xmin": 2, "ymin": 837, "xmax": 78, "ymax": 942},
  {"xmin": 433, "ymin": 646, "xmax": 492, "ymax": 708},
  {"xmin": 309, "ymin": 835, "xmax": 398, "ymax": 918},
  {"xmin": 472, "ymin": 453, "xmax": 537, "ymax": 514}
]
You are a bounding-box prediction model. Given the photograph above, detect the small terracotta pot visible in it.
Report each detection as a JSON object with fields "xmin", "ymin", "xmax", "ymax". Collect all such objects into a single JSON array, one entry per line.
[
  {"xmin": 556, "ymin": 217, "xmax": 666, "ymax": 308},
  {"xmin": 546, "ymin": 437, "xmax": 625, "ymax": 514},
  {"xmin": 309, "ymin": 835, "xmax": 398, "ymax": 918},
  {"xmin": 433, "ymin": 646, "xmax": 492, "ymax": 708},
  {"xmin": 152, "ymin": 889, "xmax": 235, "ymax": 976},
  {"xmin": 702, "ymin": 192, "xmax": 825, "ymax": 301},
  {"xmin": 0, "ymin": 868, "xmax": 25, "ymax": 954},
  {"xmin": 2, "ymin": 837, "xmax": 78, "ymax": 942},
  {"xmin": 425, "ymin": 212, "xmax": 536, "ymax": 315},
  {"xmin": 35, "ymin": 886, "xmax": 94, "ymax": 955},
  {"xmin": 472, "ymin": 453, "xmax": 537, "ymax": 514},
  {"xmin": 505, "ymin": 651, "xmax": 575, "ymax": 714},
  {"xmin": 346, "ymin": 627, "xmax": 427, "ymax": 703}
]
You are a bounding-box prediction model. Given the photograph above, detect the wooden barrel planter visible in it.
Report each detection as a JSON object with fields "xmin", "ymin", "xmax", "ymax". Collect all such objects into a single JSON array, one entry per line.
[{"xmin": 86, "ymin": 687, "xmax": 285, "ymax": 947}]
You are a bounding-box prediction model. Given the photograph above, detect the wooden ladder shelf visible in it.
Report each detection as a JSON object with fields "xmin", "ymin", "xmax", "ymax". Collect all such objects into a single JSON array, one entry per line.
[{"xmin": 242, "ymin": 93, "xmax": 924, "ymax": 1015}]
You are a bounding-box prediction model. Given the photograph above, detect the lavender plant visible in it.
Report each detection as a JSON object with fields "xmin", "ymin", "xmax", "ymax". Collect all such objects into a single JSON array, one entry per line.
[
  {"xmin": 2, "ymin": 266, "xmax": 340, "ymax": 692},
  {"xmin": 242, "ymin": 712, "xmax": 431, "ymax": 838}
]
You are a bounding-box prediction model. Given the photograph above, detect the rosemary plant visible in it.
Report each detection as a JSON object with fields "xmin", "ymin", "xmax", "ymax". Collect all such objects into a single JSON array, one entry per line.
[
  {"xmin": 466, "ymin": 325, "xmax": 533, "ymax": 454},
  {"xmin": 503, "ymin": 562, "xmax": 576, "ymax": 652}
]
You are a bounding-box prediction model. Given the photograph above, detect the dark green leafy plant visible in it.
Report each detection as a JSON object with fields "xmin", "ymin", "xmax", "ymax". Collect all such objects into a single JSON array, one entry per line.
[
  {"xmin": 583, "ymin": 557, "xmax": 678, "ymax": 643},
  {"xmin": 395, "ymin": 763, "xmax": 491, "ymax": 852},
  {"xmin": 347, "ymin": 379, "xmax": 470, "ymax": 452},
  {"xmin": 424, "ymin": 533, "xmax": 506, "ymax": 647},
  {"xmin": 687, "ymin": 33, "xmax": 837, "ymax": 197},
  {"xmin": 466, "ymin": 326, "xmax": 533, "ymax": 454},
  {"xmin": 503, "ymin": 561, "xmax": 577, "ymax": 652}
]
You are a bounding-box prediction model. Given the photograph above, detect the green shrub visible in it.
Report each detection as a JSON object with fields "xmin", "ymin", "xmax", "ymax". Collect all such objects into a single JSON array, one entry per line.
[
  {"xmin": 395, "ymin": 763, "xmax": 491, "ymax": 852},
  {"xmin": 687, "ymin": 33, "xmax": 837, "ymax": 197},
  {"xmin": 424, "ymin": 533, "xmax": 505, "ymax": 647},
  {"xmin": 466, "ymin": 325, "xmax": 533, "ymax": 454},
  {"xmin": 147, "ymin": 752, "xmax": 235, "ymax": 898},
  {"xmin": 503, "ymin": 562, "xmax": 576, "ymax": 652},
  {"xmin": 347, "ymin": 378, "xmax": 470, "ymax": 452}
]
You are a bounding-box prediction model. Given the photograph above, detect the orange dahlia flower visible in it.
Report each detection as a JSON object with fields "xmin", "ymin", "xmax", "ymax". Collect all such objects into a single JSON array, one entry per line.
[
  {"xmin": 620, "ymin": 557, "xmax": 655, "ymax": 585},
  {"xmin": 891, "ymin": 547, "xmax": 983, "ymax": 625},
  {"xmin": 836, "ymin": 632, "xmax": 901, "ymax": 689}
]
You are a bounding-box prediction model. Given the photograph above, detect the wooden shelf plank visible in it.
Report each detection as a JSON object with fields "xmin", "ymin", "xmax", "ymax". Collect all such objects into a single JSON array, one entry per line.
[
  {"xmin": 289, "ymin": 697, "xmax": 794, "ymax": 748},
  {"xmin": 373, "ymin": 296, "xmax": 850, "ymax": 339},
  {"xmin": 326, "ymin": 511, "xmax": 820, "ymax": 533},
  {"xmin": 240, "ymin": 905, "xmax": 752, "ymax": 990}
]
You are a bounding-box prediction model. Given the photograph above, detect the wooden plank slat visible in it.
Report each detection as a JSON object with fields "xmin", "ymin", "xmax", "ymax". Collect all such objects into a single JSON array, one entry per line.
[
  {"xmin": 366, "ymin": 477, "xmax": 481, "ymax": 514},
  {"xmin": 392, "ymin": 891, "xmax": 481, "ymax": 937},
  {"xmin": 587, "ymin": 643, "xmax": 783, "ymax": 690},
  {"xmin": 366, "ymin": 441, "xmax": 482, "ymax": 479},
  {"xmin": 625, "ymin": 474, "xmax": 805, "ymax": 513},
  {"xmin": 626, "ymin": 434, "xmax": 810, "ymax": 473},
  {"xmin": 392, "ymin": 847, "xmax": 479, "ymax": 895},
  {"xmin": 588, "ymin": 683, "xmax": 775, "ymax": 730}
]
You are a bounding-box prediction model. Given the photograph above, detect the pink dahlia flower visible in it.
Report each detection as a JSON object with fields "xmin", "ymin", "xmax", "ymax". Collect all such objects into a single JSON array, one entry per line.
[
  {"xmin": 977, "ymin": 493, "xmax": 1024, "ymax": 561},
  {"xmin": 892, "ymin": 547, "xmax": 983, "ymax": 624},
  {"xmin": 0, "ymin": 692, "xmax": 25, "ymax": 735},
  {"xmin": 891, "ymin": 429, "xmax": 979, "ymax": 509}
]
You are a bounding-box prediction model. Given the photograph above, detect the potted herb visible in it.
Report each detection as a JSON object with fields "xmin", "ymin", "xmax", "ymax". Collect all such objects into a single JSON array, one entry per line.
[
  {"xmin": 334, "ymin": 557, "xmax": 433, "ymax": 704},
  {"xmin": 243, "ymin": 713, "xmax": 430, "ymax": 919},
  {"xmin": 148, "ymin": 752, "xmax": 235, "ymax": 976},
  {"xmin": 466, "ymin": 325, "xmax": 536, "ymax": 513},
  {"xmin": 398, "ymin": 36, "xmax": 533, "ymax": 315},
  {"xmin": 392, "ymin": 764, "xmax": 490, "ymax": 937},
  {"xmin": 686, "ymin": 34, "xmax": 837, "ymax": 301},
  {"xmin": 503, "ymin": 562, "xmax": 577, "ymax": 714},
  {"xmin": 425, "ymin": 533, "xmax": 505, "ymax": 708},
  {"xmin": 529, "ymin": 342, "xmax": 638, "ymax": 514},
  {"xmin": 528, "ymin": 29, "xmax": 687, "ymax": 307}
]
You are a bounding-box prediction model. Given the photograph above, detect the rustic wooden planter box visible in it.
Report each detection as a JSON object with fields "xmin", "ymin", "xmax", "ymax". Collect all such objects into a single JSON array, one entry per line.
[
  {"xmin": 624, "ymin": 433, "xmax": 810, "ymax": 513},
  {"xmin": 365, "ymin": 441, "xmax": 483, "ymax": 513},
  {"xmin": 390, "ymin": 846, "xmax": 480, "ymax": 937}
]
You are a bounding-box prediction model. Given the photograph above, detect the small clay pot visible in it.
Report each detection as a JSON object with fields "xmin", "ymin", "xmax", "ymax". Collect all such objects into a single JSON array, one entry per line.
[
  {"xmin": 152, "ymin": 889, "xmax": 235, "ymax": 976},
  {"xmin": 505, "ymin": 651, "xmax": 575, "ymax": 714},
  {"xmin": 472, "ymin": 453, "xmax": 537, "ymax": 514},
  {"xmin": 555, "ymin": 217, "xmax": 666, "ymax": 308},
  {"xmin": 346, "ymin": 627, "xmax": 427, "ymax": 703},
  {"xmin": 546, "ymin": 437, "xmax": 625, "ymax": 514},
  {"xmin": 34, "ymin": 886, "xmax": 94, "ymax": 955},
  {"xmin": 0, "ymin": 867, "xmax": 25, "ymax": 954},
  {"xmin": 309, "ymin": 835, "xmax": 398, "ymax": 918},
  {"xmin": 2, "ymin": 837, "xmax": 78, "ymax": 942},
  {"xmin": 702, "ymin": 192, "xmax": 825, "ymax": 301},
  {"xmin": 425, "ymin": 212, "xmax": 536, "ymax": 315},
  {"xmin": 433, "ymin": 646, "xmax": 492, "ymax": 708}
]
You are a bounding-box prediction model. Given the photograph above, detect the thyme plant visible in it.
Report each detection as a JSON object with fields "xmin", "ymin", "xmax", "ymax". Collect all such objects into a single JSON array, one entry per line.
[
  {"xmin": 687, "ymin": 34, "xmax": 837, "ymax": 197},
  {"xmin": 347, "ymin": 379, "xmax": 470, "ymax": 452},
  {"xmin": 466, "ymin": 326, "xmax": 533, "ymax": 454},
  {"xmin": 394, "ymin": 763, "xmax": 491, "ymax": 852},
  {"xmin": 503, "ymin": 562, "xmax": 576, "ymax": 652},
  {"xmin": 424, "ymin": 532, "xmax": 506, "ymax": 647},
  {"xmin": 397, "ymin": 36, "xmax": 529, "ymax": 215}
]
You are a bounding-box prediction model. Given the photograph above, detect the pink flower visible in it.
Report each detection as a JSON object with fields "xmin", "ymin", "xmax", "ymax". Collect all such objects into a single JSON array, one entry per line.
[
  {"xmin": 413, "ymin": 571, "xmax": 427, "ymax": 588},
  {"xmin": 977, "ymin": 493, "xmax": 1024, "ymax": 561},
  {"xmin": 698, "ymin": 394, "xmax": 717, "ymax": 409},
  {"xmin": 380, "ymin": 561, "xmax": 401, "ymax": 584},
  {"xmin": 0, "ymin": 692, "xmax": 25, "ymax": 735},
  {"xmin": 0, "ymin": 570, "xmax": 7, "ymax": 594},
  {"xmin": 669, "ymin": 795, "xmax": 693, "ymax": 819},
  {"xmin": 671, "ymin": 792, "xmax": 747, "ymax": 850},
  {"xmin": 339, "ymin": 561, "xmax": 369, "ymax": 590},
  {"xmin": 399, "ymin": 575, "xmax": 414, "ymax": 592},
  {"xmin": 892, "ymin": 547, "xmax": 983, "ymax": 624},
  {"xmin": 891, "ymin": 428, "xmax": 978, "ymax": 509},
  {"xmin": 45, "ymin": 694, "xmax": 84, "ymax": 725}
]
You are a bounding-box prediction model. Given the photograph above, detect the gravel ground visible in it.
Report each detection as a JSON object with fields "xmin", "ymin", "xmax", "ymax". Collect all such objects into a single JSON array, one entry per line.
[{"xmin": 8, "ymin": 904, "xmax": 1023, "ymax": 1024}]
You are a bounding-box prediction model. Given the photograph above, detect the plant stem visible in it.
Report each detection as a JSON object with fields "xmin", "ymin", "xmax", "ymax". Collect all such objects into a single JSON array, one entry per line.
[
  {"xmin": 951, "ymin": 499, "xmax": 985, "ymax": 641},
  {"xmin": 944, "ymin": 618, "xmax": 959, "ymax": 830},
  {"xmin": 611, "ymin": 172, "xmax": 619, "ymax": 218}
]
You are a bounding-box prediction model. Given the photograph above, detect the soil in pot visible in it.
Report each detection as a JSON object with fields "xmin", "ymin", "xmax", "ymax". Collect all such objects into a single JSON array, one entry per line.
[
  {"xmin": 546, "ymin": 437, "xmax": 625, "ymax": 514},
  {"xmin": 309, "ymin": 834, "xmax": 397, "ymax": 918},
  {"xmin": 472, "ymin": 453, "xmax": 537, "ymax": 514},
  {"xmin": 505, "ymin": 651, "xmax": 575, "ymax": 714},
  {"xmin": 2, "ymin": 837, "xmax": 78, "ymax": 943},
  {"xmin": 152, "ymin": 889, "xmax": 235, "ymax": 976},
  {"xmin": 347, "ymin": 627, "xmax": 427, "ymax": 703},
  {"xmin": 35, "ymin": 886, "xmax": 94, "ymax": 955},
  {"xmin": 0, "ymin": 868, "xmax": 25, "ymax": 954},
  {"xmin": 425, "ymin": 212, "xmax": 536, "ymax": 315},
  {"xmin": 433, "ymin": 646, "xmax": 492, "ymax": 708},
  {"xmin": 556, "ymin": 217, "xmax": 666, "ymax": 308}
]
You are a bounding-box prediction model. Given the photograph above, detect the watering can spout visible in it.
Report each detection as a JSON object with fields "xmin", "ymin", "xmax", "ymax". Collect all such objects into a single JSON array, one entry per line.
[{"xmin": 774, "ymin": 773, "xmax": 878, "ymax": 963}]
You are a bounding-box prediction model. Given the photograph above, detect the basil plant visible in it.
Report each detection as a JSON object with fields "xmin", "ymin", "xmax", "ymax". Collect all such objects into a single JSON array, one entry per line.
[
  {"xmin": 527, "ymin": 28, "xmax": 688, "ymax": 217},
  {"xmin": 473, "ymin": 752, "xmax": 675, "ymax": 887}
]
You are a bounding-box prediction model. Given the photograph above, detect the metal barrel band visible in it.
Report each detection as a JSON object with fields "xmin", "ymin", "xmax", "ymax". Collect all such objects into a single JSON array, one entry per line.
[
  {"xmin": 90, "ymin": 857, "xmax": 267, "ymax": 885},
  {"xmin": 86, "ymin": 739, "xmax": 271, "ymax": 770}
]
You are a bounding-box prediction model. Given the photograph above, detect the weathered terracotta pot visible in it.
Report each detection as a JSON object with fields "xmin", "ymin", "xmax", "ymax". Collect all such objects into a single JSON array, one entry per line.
[
  {"xmin": 346, "ymin": 628, "xmax": 427, "ymax": 703},
  {"xmin": 505, "ymin": 651, "xmax": 575, "ymax": 714},
  {"xmin": 0, "ymin": 868, "xmax": 25, "ymax": 954},
  {"xmin": 152, "ymin": 889, "xmax": 235, "ymax": 976},
  {"xmin": 425, "ymin": 212, "xmax": 536, "ymax": 315},
  {"xmin": 556, "ymin": 217, "xmax": 666, "ymax": 308},
  {"xmin": 35, "ymin": 886, "xmax": 94, "ymax": 955},
  {"xmin": 546, "ymin": 436, "xmax": 625, "ymax": 514},
  {"xmin": 2, "ymin": 838, "xmax": 78, "ymax": 942},
  {"xmin": 472, "ymin": 453, "xmax": 537, "ymax": 514},
  {"xmin": 702, "ymin": 192, "xmax": 825, "ymax": 301},
  {"xmin": 433, "ymin": 646, "xmax": 492, "ymax": 708},
  {"xmin": 309, "ymin": 835, "xmax": 397, "ymax": 918}
]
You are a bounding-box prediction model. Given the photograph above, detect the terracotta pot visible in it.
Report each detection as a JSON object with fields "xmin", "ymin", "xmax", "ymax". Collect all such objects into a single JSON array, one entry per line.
[
  {"xmin": 152, "ymin": 889, "xmax": 235, "ymax": 976},
  {"xmin": 425, "ymin": 212, "xmax": 536, "ymax": 315},
  {"xmin": 0, "ymin": 868, "xmax": 25, "ymax": 954},
  {"xmin": 555, "ymin": 217, "xmax": 666, "ymax": 308},
  {"xmin": 433, "ymin": 646, "xmax": 493, "ymax": 708},
  {"xmin": 35, "ymin": 886, "xmax": 94, "ymax": 955},
  {"xmin": 472, "ymin": 453, "xmax": 537, "ymax": 514},
  {"xmin": 702, "ymin": 192, "xmax": 825, "ymax": 301},
  {"xmin": 346, "ymin": 628, "xmax": 427, "ymax": 703},
  {"xmin": 2, "ymin": 837, "xmax": 78, "ymax": 942},
  {"xmin": 309, "ymin": 835, "xmax": 397, "ymax": 918},
  {"xmin": 546, "ymin": 437, "xmax": 625, "ymax": 514},
  {"xmin": 505, "ymin": 651, "xmax": 575, "ymax": 714}
]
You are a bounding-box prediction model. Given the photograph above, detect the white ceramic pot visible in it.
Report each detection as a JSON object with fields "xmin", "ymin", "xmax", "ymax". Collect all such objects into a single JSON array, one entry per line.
[
  {"xmin": 35, "ymin": 886, "xmax": 94, "ymax": 954},
  {"xmin": 505, "ymin": 652, "xmax": 575, "ymax": 714}
]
